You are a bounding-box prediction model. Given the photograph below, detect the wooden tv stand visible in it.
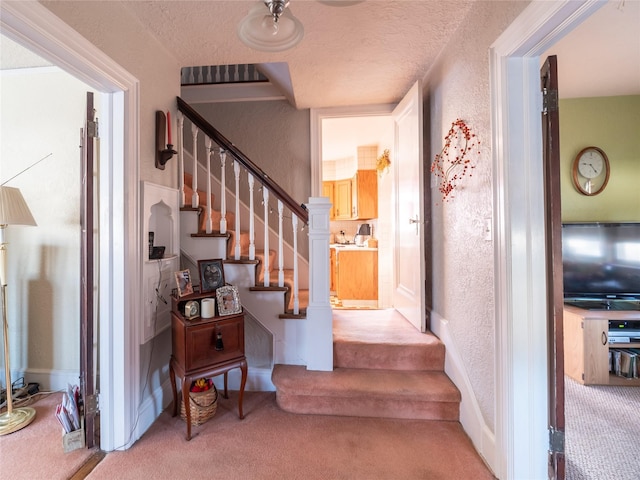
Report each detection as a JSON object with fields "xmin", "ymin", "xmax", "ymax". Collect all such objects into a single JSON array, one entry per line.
[{"xmin": 564, "ymin": 305, "xmax": 640, "ymax": 386}]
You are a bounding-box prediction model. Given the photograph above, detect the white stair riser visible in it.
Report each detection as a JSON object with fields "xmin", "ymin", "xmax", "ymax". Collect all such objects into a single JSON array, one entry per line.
[
  {"xmin": 213, "ymin": 367, "xmax": 275, "ymax": 392},
  {"xmin": 225, "ymin": 263, "xmax": 307, "ymax": 365}
]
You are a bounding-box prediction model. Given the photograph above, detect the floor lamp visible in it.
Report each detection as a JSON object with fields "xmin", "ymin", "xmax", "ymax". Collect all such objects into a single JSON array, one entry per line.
[{"xmin": 0, "ymin": 186, "xmax": 37, "ymax": 436}]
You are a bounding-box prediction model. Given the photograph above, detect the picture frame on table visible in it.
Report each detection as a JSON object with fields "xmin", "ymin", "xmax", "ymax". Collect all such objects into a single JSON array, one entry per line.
[
  {"xmin": 174, "ymin": 269, "xmax": 194, "ymax": 297},
  {"xmin": 216, "ymin": 285, "xmax": 241, "ymax": 316},
  {"xmin": 198, "ymin": 259, "xmax": 225, "ymax": 293}
]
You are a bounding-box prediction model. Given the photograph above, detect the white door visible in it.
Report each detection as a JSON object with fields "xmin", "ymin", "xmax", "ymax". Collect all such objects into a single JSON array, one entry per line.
[{"xmin": 392, "ymin": 81, "xmax": 426, "ymax": 332}]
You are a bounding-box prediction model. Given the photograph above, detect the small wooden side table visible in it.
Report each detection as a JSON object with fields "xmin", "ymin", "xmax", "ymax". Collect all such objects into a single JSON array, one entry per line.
[{"xmin": 169, "ymin": 292, "xmax": 247, "ymax": 440}]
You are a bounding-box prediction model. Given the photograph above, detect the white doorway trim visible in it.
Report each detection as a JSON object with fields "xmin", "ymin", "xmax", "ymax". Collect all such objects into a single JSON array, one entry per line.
[
  {"xmin": 490, "ymin": 1, "xmax": 605, "ymax": 478},
  {"xmin": 1, "ymin": 2, "xmax": 140, "ymax": 451},
  {"xmin": 310, "ymin": 104, "xmax": 395, "ymax": 197}
]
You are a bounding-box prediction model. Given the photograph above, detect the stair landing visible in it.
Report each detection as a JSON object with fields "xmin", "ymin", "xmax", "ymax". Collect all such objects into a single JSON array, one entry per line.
[{"xmin": 272, "ymin": 309, "xmax": 461, "ymax": 421}]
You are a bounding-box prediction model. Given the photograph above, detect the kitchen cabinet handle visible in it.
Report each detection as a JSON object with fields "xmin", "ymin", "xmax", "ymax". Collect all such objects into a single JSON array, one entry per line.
[{"xmin": 601, "ymin": 331, "xmax": 607, "ymax": 346}]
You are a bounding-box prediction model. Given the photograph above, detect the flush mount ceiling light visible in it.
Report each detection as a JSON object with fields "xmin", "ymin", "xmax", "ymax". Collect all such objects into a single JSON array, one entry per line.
[{"xmin": 237, "ymin": 1, "xmax": 304, "ymax": 52}]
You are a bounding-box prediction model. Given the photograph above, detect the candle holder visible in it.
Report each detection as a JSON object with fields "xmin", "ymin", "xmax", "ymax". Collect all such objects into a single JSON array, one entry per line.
[{"xmin": 155, "ymin": 110, "xmax": 177, "ymax": 170}]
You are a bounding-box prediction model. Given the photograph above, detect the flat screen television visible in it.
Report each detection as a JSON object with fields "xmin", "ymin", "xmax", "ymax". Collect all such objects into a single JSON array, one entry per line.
[{"xmin": 562, "ymin": 222, "xmax": 640, "ymax": 308}]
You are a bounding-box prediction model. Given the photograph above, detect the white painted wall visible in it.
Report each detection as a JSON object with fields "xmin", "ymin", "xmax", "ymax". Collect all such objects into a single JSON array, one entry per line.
[
  {"xmin": 423, "ymin": 0, "xmax": 529, "ymax": 445},
  {"xmin": 0, "ymin": 66, "xmax": 91, "ymax": 390},
  {"xmin": 36, "ymin": 1, "xmax": 183, "ymax": 441}
]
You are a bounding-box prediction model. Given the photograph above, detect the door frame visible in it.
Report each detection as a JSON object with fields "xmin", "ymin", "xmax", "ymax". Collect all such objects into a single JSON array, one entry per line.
[
  {"xmin": 1, "ymin": 2, "xmax": 141, "ymax": 452},
  {"xmin": 310, "ymin": 104, "xmax": 395, "ymax": 309},
  {"xmin": 490, "ymin": 1, "xmax": 605, "ymax": 478}
]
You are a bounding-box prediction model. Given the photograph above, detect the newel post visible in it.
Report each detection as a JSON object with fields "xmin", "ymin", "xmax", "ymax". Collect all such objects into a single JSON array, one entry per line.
[{"xmin": 304, "ymin": 197, "xmax": 333, "ymax": 371}]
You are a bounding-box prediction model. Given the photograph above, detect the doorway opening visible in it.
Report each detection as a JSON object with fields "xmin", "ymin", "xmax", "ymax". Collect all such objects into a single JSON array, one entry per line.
[
  {"xmin": 1, "ymin": 1, "xmax": 139, "ymax": 452},
  {"xmin": 321, "ymin": 114, "xmax": 394, "ymax": 310}
]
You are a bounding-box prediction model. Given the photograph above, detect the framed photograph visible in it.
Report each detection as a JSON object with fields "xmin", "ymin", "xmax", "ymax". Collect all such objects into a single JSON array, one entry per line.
[
  {"xmin": 174, "ymin": 269, "xmax": 194, "ymax": 297},
  {"xmin": 216, "ymin": 285, "xmax": 241, "ymax": 316},
  {"xmin": 198, "ymin": 259, "xmax": 225, "ymax": 293}
]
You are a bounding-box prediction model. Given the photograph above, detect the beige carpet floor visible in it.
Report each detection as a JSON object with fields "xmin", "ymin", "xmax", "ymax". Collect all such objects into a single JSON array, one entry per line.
[
  {"xmin": 88, "ymin": 390, "xmax": 494, "ymax": 480},
  {"xmin": 0, "ymin": 392, "xmax": 96, "ymax": 480},
  {"xmin": 1, "ymin": 388, "xmax": 494, "ymax": 479}
]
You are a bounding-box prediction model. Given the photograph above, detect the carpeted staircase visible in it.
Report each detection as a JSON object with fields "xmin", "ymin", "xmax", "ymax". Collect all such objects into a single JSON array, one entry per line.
[
  {"xmin": 272, "ymin": 310, "xmax": 461, "ymax": 421},
  {"xmin": 182, "ymin": 173, "xmax": 307, "ymax": 315}
]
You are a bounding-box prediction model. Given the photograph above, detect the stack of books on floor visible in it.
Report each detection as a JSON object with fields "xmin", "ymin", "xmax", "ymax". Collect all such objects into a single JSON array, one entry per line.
[{"xmin": 610, "ymin": 348, "xmax": 640, "ymax": 379}]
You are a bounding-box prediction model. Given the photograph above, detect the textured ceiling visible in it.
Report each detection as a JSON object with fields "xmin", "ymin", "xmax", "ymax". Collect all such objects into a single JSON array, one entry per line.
[
  {"xmin": 2, "ymin": 1, "xmax": 639, "ymax": 110},
  {"xmin": 120, "ymin": 0, "xmax": 476, "ymax": 109}
]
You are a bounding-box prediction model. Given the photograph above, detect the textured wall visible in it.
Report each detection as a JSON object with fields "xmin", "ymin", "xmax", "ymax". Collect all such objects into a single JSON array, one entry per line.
[
  {"xmin": 41, "ymin": 1, "xmax": 182, "ymax": 400},
  {"xmin": 423, "ymin": 0, "xmax": 529, "ymax": 430},
  {"xmin": 41, "ymin": 0, "xmax": 182, "ymax": 189},
  {"xmin": 193, "ymin": 101, "xmax": 311, "ymax": 258},
  {"xmin": 194, "ymin": 101, "xmax": 311, "ymax": 205}
]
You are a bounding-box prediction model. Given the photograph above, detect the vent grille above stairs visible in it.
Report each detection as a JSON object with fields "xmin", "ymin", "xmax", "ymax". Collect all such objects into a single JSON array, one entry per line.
[{"xmin": 181, "ymin": 64, "xmax": 268, "ymax": 86}]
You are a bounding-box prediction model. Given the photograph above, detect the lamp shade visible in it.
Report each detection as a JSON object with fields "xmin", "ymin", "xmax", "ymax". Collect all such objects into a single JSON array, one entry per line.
[
  {"xmin": 237, "ymin": 2, "xmax": 304, "ymax": 52},
  {"xmin": 0, "ymin": 186, "xmax": 37, "ymax": 226}
]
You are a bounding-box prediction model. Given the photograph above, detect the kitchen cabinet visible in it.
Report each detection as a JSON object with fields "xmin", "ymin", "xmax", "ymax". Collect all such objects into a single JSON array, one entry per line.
[
  {"xmin": 351, "ymin": 170, "xmax": 377, "ymax": 220},
  {"xmin": 326, "ymin": 170, "xmax": 378, "ymax": 220},
  {"xmin": 322, "ymin": 181, "xmax": 335, "ymax": 219},
  {"xmin": 334, "ymin": 179, "xmax": 352, "ymax": 219},
  {"xmin": 330, "ymin": 247, "xmax": 337, "ymax": 292},
  {"xmin": 335, "ymin": 248, "xmax": 378, "ymax": 301}
]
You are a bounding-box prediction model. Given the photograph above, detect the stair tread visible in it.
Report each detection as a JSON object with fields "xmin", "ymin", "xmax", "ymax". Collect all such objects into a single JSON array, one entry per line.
[{"xmin": 272, "ymin": 364, "xmax": 460, "ymax": 402}]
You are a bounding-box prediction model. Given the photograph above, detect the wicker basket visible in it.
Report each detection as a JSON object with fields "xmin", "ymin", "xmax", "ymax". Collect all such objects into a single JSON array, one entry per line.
[{"xmin": 180, "ymin": 385, "xmax": 218, "ymax": 426}]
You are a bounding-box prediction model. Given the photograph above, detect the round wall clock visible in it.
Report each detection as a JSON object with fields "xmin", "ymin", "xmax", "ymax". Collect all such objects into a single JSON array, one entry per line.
[{"xmin": 571, "ymin": 146, "xmax": 610, "ymax": 196}]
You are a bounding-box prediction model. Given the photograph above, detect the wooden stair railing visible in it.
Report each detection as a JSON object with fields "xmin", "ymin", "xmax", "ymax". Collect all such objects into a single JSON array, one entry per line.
[
  {"xmin": 177, "ymin": 96, "xmax": 308, "ymax": 224},
  {"xmin": 176, "ymin": 96, "xmax": 308, "ymax": 315}
]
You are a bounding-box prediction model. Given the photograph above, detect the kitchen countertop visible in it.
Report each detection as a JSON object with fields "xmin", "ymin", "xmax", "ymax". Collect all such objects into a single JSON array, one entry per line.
[{"xmin": 330, "ymin": 243, "xmax": 377, "ymax": 251}]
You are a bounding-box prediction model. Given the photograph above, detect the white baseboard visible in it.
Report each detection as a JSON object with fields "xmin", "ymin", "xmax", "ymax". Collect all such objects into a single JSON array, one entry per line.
[
  {"xmin": 429, "ymin": 311, "xmax": 497, "ymax": 475},
  {"xmin": 212, "ymin": 366, "xmax": 275, "ymax": 392},
  {"xmin": 21, "ymin": 368, "xmax": 80, "ymax": 392},
  {"xmin": 134, "ymin": 378, "xmax": 173, "ymax": 441}
]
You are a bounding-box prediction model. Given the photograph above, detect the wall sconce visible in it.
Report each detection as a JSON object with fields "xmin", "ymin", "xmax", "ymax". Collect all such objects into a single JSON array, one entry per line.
[{"xmin": 156, "ymin": 110, "xmax": 177, "ymax": 170}]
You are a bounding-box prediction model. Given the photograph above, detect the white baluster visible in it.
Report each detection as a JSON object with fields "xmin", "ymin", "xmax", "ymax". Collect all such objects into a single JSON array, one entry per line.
[
  {"xmin": 292, "ymin": 214, "xmax": 299, "ymax": 315},
  {"xmin": 278, "ymin": 200, "xmax": 284, "ymax": 287},
  {"xmin": 244, "ymin": 64, "xmax": 249, "ymax": 82},
  {"xmin": 248, "ymin": 174, "xmax": 256, "ymax": 260},
  {"xmin": 263, "ymin": 188, "xmax": 270, "ymax": 287},
  {"xmin": 234, "ymin": 160, "xmax": 241, "ymax": 260},
  {"xmin": 215, "ymin": 66, "xmax": 221, "ymax": 83},
  {"xmin": 233, "ymin": 64, "xmax": 239, "ymax": 82},
  {"xmin": 206, "ymin": 66, "xmax": 212, "ymax": 83},
  {"xmin": 188, "ymin": 66, "xmax": 195, "ymax": 84},
  {"xmin": 205, "ymin": 136, "xmax": 213, "ymax": 234},
  {"xmin": 191, "ymin": 124, "xmax": 199, "ymax": 208},
  {"xmin": 197, "ymin": 66, "xmax": 203, "ymax": 84},
  {"xmin": 177, "ymin": 112, "xmax": 185, "ymax": 207},
  {"xmin": 224, "ymin": 65, "xmax": 230, "ymax": 82},
  {"xmin": 219, "ymin": 149, "xmax": 227, "ymax": 234}
]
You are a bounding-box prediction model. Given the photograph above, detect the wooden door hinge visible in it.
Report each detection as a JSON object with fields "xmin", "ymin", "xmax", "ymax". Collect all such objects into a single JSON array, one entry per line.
[
  {"xmin": 549, "ymin": 427, "xmax": 565, "ymax": 453},
  {"xmin": 85, "ymin": 393, "xmax": 100, "ymax": 416},
  {"xmin": 542, "ymin": 88, "xmax": 559, "ymax": 115},
  {"xmin": 87, "ymin": 119, "xmax": 99, "ymax": 138}
]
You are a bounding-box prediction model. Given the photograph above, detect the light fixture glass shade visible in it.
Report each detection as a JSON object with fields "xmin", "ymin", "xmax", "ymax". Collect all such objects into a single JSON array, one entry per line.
[
  {"xmin": 237, "ymin": 3, "xmax": 304, "ymax": 52},
  {"xmin": 0, "ymin": 186, "xmax": 36, "ymax": 226}
]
